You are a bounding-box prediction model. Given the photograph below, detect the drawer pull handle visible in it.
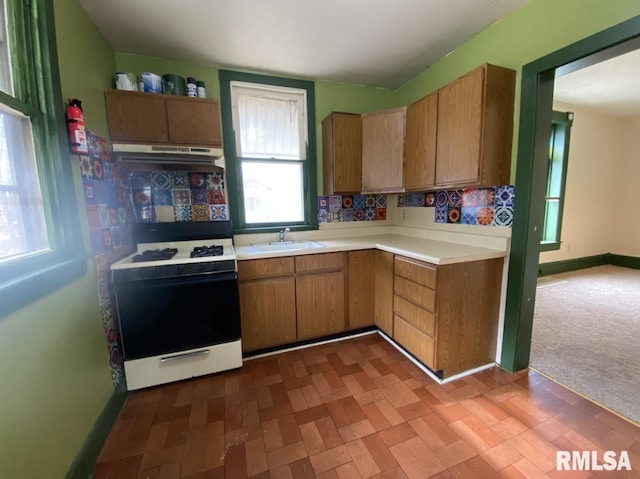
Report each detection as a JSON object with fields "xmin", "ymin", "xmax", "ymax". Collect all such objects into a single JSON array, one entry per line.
[{"xmin": 160, "ymin": 349, "xmax": 210, "ymax": 363}]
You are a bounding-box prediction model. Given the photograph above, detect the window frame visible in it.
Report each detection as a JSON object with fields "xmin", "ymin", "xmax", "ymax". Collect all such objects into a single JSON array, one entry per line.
[
  {"xmin": 540, "ymin": 110, "xmax": 573, "ymax": 252},
  {"xmin": 219, "ymin": 70, "xmax": 318, "ymax": 234},
  {"xmin": 0, "ymin": 0, "xmax": 86, "ymax": 318}
]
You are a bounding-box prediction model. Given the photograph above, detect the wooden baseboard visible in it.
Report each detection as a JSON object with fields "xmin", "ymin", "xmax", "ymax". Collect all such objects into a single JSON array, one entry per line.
[
  {"xmin": 539, "ymin": 253, "xmax": 640, "ymax": 276},
  {"xmin": 65, "ymin": 383, "xmax": 127, "ymax": 479}
]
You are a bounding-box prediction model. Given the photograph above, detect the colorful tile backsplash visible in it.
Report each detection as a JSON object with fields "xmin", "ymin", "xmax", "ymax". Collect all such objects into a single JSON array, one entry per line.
[
  {"xmin": 317, "ymin": 194, "xmax": 387, "ymax": 223},
  {"xmin": 130, "ymin": 170, "xmax": 227, "ymax": 222},
  {"xmin": 397, "ymin": 185, "xmax": 515, "ymax": 227}
]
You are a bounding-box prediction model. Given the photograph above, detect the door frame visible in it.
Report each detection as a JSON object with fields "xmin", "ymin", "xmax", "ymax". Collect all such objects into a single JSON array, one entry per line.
[{"xmin": 500, "ymin": 15, "xmax": 640, "ymax": 372}]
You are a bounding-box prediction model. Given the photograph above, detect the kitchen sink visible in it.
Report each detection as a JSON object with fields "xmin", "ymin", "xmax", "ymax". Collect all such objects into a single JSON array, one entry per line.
[{"xmin": 251, "ymin": 240, "xmax": 326, "ymax": 253}]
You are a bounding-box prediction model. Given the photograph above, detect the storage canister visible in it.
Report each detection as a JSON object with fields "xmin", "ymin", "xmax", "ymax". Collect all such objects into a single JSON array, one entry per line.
[
  {"xmin": 186, "ymin": 77, "xmax": 197, "ymax": 97},
  {"xmin": 138, "ymin": 72, "xmax": 163, "ymax": 93},
  {"xmin": 162, "ymin": 74, "xmax": 186, "ymax": 95},
  {"xmin": 197, "ymin": 81, "xmax": 206, "ymax": 98}
]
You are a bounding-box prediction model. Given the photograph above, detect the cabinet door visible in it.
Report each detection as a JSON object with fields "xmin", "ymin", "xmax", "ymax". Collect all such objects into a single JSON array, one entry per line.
[
  {"xmin": 296, "ymin": 271, "xmax": 345, "ymax": 340},
  {"xmin": 404, "ymin": 92, "xmax": 437, "ymax": 191},
  {"xmin": 105, "ymin": 90, "xmax": 168, "ymax": 143},
  {"xmin": 239, "ymin": 277, "xmax": 297, "ymax": 352},
  {"xmin": 166, "ymin": 97, "xmax": 222, "ymax": 146},
  {"xmin": 322, "ymin": 112, "xmax": 362, "ymax": 194},
  {"xmin": 435, "ymin": 67, "xmax": 484, "ymax": 187},
  {"xmin": 348, "ymin": 250, "xmax": 375, "ymax": 330},
  {"xmin": 361, "ymin": 107, "xmax": 406, "ymax": 193},
  {"xmin": 374, "ymin": 250, "xmax": 393, "ymax": 336}
]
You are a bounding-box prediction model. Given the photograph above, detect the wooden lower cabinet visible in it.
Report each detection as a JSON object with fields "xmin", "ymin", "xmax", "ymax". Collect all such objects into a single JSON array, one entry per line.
[
  {"xmin": 239, "ymin": 278, "xmax": 296, "ymax": 352},
  {"xmin": 296, "ymin": 271, "xmax": 345, "ymax": 339},
  {"xmin": 393, "ymin": 255, "xmax": 503, "ymax": 378},
  {"xmin": 374, "ymin": 250, "xmax": 394, "ymax": 336},
  {"xmin": 348, "ymin": 250, "xmax": 375, "ymax": 330}
]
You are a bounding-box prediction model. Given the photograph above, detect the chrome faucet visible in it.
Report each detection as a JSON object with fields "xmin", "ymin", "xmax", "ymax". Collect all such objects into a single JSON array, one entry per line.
[{"xmin": 278, "ymin": 227, "xmax": 290, "ymax": 242}]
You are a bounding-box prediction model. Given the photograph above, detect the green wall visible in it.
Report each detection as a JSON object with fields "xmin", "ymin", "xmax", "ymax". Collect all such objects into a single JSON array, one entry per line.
[{"xmin": 0, "ymin": 1, "xmax": 116, "ymax": 477}]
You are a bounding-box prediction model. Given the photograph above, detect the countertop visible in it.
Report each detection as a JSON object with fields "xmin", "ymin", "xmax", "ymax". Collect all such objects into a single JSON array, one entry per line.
[{"xmin": 234, "ymin": 233, "xmax": 507, "ymax": 265}]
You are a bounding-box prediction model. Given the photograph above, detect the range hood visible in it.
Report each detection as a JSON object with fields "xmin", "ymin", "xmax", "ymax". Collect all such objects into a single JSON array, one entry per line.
[{"xmin": 112, "ymin": 143, "xmax": 225, "ymax": 170}]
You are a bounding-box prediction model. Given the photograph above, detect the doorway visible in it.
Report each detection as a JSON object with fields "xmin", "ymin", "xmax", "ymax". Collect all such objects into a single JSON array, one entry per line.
[{"xmin": 501, "ymin": 15, "xmax": 640, "ymax": 372}]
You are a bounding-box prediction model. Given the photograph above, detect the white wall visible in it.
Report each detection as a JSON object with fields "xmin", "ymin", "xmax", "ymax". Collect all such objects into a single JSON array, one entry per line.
[{"xmin": 539, "ymin": 102, "xmax": 625, "ymax": 263}]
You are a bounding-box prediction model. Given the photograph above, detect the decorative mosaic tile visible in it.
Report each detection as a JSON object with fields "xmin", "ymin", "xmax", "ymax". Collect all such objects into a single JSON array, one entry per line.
[
  {"xmin": 342, "ymin": 195, "xmax": 353, "ymax": 208},
  {"xmin": 329, "ymin": 195, "xmax": 342, "ymax": 210},
  {"xmin": 462, "ymin": 189, "xmax": 478, "ymax": 207},
  {"xmin": 95, "ymin": 181, "xmax": 109, "ymax": 204},
  {"xmin": 318, "ymin": 196, "xmax": 329, "ymax": 211},
  {"xmin": 152, "ymin": 189, "xmax": 173, "ymax": 206},
  {"xmin": 170, "ymin": 171, "xmax": 189, "ymax": 188},
  {"xmin": 192, "ymin": 204, "xmax": 211, "ymax": 222},
  {"xmin": 415, "ymin": 193, "xmax": 425, "ymax": 207},
  {"xmin": 494, "ymin": 185, "xmax": 515, "ymax": 207},
  {"xmin": 447, "ymin": 206, "xmax": 461, "ymax": 224},
  {"xmin": 353, "ymin": 195, "xmax": 366, "ymax": 209},
  {"xmin": 375, "ymin": 208, "xmax": 387, "ymax": 220},
  {"xmin": 477, "ymin": 188, "xmax": 494, "ymax": 207},
  {"xmin": 425, "ymin": 193, "xmax": 436, "ymax": 207},
  {"xmin": 83, "ymin": 179, "xmax": 96, "ymax": 204},
  {"xmin": 90, "ymin": 228, "xmax": 104, "ymax": 254},
  {"xmin": 318, "ymin": 210, "xmax": 330, "ymax": 223},
  {"xmin": 172, "ymin": 189, "xmax": 191, "ymax": 205},
  {"xmin": 354, "ymin": 208, "xmax": 365, "ymax": 221},
  {"xmin": 90, "ymin": 158, "xmax": 105, "ymax": 180},
  {"xmin": 97, "ymin": 204, "xmax": 111, "ymax": 229},
  {"xmin": 132, "ymin": 188, "xmax": 152, "ymax": 207},
  {"xmin": 210, "ymin": 205, "xmax": 227, "ymax": 220},
  {"xmin": 342, "ymin": 208, "xmax": 354, "ymax": 222},
  {"xmin": 102, "ymin": 228, "xmax": 112, "ymax": 249},
  {"xmin": 493, "ymin": 206, "xmax": 514, "ymax": 226},
  {"xmin": 79, "ymin": 156, "xmax": 93, "ymax": 179},
  {"xmin": 435, "ymin": 205, "xmax": 447, "ymax": 223},
  {"xmin": 102, "ymin": 160, "xmax": 113, "ymax": 181},
  {"xmin": 110, "ymin": 225, "xmax": 123, "ymax": 248},
  {"xmin": 174, "ymin": 205, "xmax": 193, "ymax": 221},
  {"xmin": 397, "ymin": 195, "xmax": 406, "ymax": 207},
  {"xmin": 207, "ymin": 190, "xmax": 225, "ymax": 205},
  {"xmin": 105, "ymin": 183, "xmax": 117, "ymax": 207},
  {"xmin": 461, "ymin": 206, "xmax": 479, "ymax": 225},
  {"xmin": 330, "ymin": 210, "xmax": 343, "ymax": 222},
  {"xmin": 137, "ymin": 206, "xmax": 155, "ymax": 222},
  {"xmin": 365, "ymin": 195, "xmax": 376, "ymax": 208},
  {"xmin": 364, "ymin": 208, "xmax": 376, "ymax": 221},
  {"xmin": 477, "ymin": 206, "xmax": 495, "ymax": 226},
  {"xmin": 130, "ymin": 171, "xmax": 151, "ymax": 188},
  {"xmin": 154, "ymin": 206, "xmax": 175, "ymax": 222},
  {"xmin": 150, "ymin": 171, "xmax": 171, "ymax": 189},
  {"xmin": 448, "ymin": 190, "xmax": 462, "ymax": 207},
  {"xmin": 206, "ymin": 172, "xmax": 224, "ymax": 190},
  {"xmin": 117, "ymin": 207, "xmax": 127, "ymax": 224},
  {"xmin": 375, "ymin": 195, "xmax": 387, "ymax": 208},
  {"xmin": 435, "ymin": 190, "xmax": 448, "ymax": 207},
  {"xmin": 188, "ymin": 173, "xmax": 206, "ymax": 189},
  {"xmin": 191, "ymin": 189, "xmax": 209, "ymax": 205},
  {"xmin": 109, "ymin": 207, "xmax": 118, "ymax": 226}
]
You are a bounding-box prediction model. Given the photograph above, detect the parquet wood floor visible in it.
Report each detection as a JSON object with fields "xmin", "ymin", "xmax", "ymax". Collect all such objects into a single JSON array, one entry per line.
[{"xmin": 93, "ymin": 333, "xmax": 640, "ymax": 478}]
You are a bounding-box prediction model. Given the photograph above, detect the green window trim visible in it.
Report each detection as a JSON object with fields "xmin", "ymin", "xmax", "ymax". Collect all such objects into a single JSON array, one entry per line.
[
  {"xmin": 0, "ymin": 0, "xmax": 86, "ymax": 318},
  {"xmin": 540, "ymin": 110, "xmax": 573, "ymax": 252},
  {"xmin": 219, "ymin": 69, "xmax": 318, "ymax": 234}
]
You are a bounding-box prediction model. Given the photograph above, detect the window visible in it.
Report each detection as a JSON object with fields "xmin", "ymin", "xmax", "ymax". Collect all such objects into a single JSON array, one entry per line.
[
  {"xmin": 0, "ymin": 0, "xmax": 86, "ymax": 317},
  {"xmin": 219, "ymin": 70, "xmax": 317, "ymax": 233},
  {"xmin": 541, "ymin": 110, "xmax": 573, "ymax": 251}
]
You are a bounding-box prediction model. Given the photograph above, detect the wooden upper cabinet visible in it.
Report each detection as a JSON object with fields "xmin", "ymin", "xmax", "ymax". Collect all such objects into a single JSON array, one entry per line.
[
  {"xmin": 105, "ymin": 90, "xmax": 222, "ymax": 147},
  {"xmin": 322, "ymin": 112, "xmax": 362, "ymax": 194},
  {"xmin": 105, "ymin": 90, "xmax": 168, "ymax": 143},
  {"xmin": 361, "ymin": 106, "xmax": 406, "ymax": 193},
  {"xmin": 404, "ymin": 92, "xmax": 437, "ymax": 191},
  {"xmin": 435, "ymin": 64, "xmax": 515, "ymax": 188},
  {"xmin": 166, "ymin": 96, "xmax": 222, "ymax": 147}
]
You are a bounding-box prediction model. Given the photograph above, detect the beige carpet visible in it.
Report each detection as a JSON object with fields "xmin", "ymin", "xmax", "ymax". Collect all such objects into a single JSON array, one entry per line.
[{"xmin": 531, "ymin": 264, "xmax": 640, "ymax": 424}]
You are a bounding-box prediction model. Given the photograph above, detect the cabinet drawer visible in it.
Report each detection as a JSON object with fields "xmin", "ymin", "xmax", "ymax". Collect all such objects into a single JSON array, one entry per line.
[
  {"xmin": 394, "ymin": 276, "xmax": 436, "ymax": 312},
  {"xmin": 296, "ymin": 252, "xmax": 345, "ymax": 273},
  {"xmin": 393, "ymin": 295, "xmax": 436, "ymax": 337},
  {"xmin": 394, "ymin": 256, "xmax": 436, "ymax": 289},
  {"xmin": 394, "ymin": 316, "xmax": 435, "ymax": 370},
  {"xmin": 238, "ymin": 257, "xmax": 294, "ymax": 280}
]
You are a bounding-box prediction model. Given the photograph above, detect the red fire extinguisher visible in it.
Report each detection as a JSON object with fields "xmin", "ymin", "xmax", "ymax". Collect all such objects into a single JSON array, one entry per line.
[{"xmin": 66, "ymin": 98, "xmax": 88, "ymax": 154}]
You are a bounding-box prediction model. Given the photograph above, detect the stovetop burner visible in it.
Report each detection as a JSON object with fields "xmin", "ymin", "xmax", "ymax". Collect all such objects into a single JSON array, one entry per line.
[
  {"xmin": 190, "ymin": 245, "xmax": 224, "ymax": 258},
  {"xmin": 131, "ymin": 248, "xmax": 178, "ymax": 263}
]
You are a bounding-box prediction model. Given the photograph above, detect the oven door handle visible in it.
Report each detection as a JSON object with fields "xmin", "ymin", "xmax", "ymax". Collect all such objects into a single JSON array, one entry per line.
[
  {"xmin": 160, "ymin": 349, "xmax": 210, "ymax": 363},
  {"xmin": 117, "ymin": 270, "xmax": 238, "ymax": 287}
]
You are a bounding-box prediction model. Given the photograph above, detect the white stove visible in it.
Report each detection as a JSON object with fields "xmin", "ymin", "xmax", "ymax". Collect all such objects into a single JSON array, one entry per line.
[{"xmin": 110, "ymin": 221, "xmax": 242, "ymax": 391}]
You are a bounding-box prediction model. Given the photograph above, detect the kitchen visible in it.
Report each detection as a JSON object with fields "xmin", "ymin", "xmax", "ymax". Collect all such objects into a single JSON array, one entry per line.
[{"xmin": 1, "ymin": 1, "xmax": 640, "ymax": 478}]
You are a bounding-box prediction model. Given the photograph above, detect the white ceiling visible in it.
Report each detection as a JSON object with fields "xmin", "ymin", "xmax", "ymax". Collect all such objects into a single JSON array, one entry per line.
[
  {"xmin": 80, "ymin": 0, "xmax": 529, "ymax": 89},
  {"xmin": 554, "ymin": 48, "xmax": 640, "ymax": 117}
]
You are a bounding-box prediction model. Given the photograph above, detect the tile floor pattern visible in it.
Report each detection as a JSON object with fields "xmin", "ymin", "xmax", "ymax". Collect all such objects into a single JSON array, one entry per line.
[{"xmin": 93, "ymin": 334, "xmax": 640, "ymax": 478}]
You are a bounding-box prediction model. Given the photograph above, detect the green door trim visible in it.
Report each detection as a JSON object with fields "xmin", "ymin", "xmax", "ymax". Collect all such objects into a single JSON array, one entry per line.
[{"xmin": 501, "ymin": 14, "xmax": 640, "ymax": 372}]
